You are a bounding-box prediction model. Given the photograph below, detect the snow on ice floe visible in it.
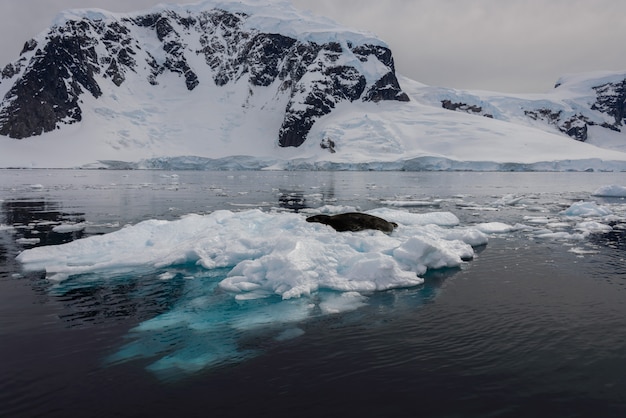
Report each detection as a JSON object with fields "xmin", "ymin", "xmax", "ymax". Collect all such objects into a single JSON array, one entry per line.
[
  {"xmin": 17, "ymin": 208, "xmax": 485, "ymax": 377},
  {"xmin": 17, "ymin": 208, "xmax": 482, "ymax": 294}
]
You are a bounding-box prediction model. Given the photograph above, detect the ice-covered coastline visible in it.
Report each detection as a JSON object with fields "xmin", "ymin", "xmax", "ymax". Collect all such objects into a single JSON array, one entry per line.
[{"xmin": 93, "ymin": 155, "xmax": 626, "ymax": 172}]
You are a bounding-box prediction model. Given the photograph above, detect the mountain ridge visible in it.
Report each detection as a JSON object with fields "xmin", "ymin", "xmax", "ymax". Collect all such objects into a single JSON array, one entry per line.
[
  {"xmin": 415, "ymin": 70, "xmax": 626, "ymax": 153},
  {"xmin": 0, "ymin": 1, "xmax": 407, "ymax": 144}
]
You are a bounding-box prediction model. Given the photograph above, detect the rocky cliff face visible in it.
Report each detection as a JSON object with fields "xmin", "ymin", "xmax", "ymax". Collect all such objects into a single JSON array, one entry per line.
[{"xmin": 0, "ymin": 5, "xmax": 408, "ymax": 147}]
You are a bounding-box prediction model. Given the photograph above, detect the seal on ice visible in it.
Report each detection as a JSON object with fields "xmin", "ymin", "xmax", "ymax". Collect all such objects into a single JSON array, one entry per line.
[{"xmin": 306, "ymin": 212, "xmax": 398, "ymax": 233}]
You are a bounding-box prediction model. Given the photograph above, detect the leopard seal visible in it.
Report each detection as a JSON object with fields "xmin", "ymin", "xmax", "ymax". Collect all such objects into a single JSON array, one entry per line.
[{"xmin": 306, "ymin": 212, "xmax": 398, "ymax": 233}]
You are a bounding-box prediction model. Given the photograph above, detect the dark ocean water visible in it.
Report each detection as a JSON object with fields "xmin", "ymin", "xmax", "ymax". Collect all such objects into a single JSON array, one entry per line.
[{"xmin": 1, "ymin": 170, "xmax": 625, "ymax": 417}]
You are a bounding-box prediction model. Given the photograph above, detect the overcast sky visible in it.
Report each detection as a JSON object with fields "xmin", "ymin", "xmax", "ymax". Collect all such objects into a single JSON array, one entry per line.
[{"xmin": 1, "ymin": 0, "xmax": 625, "ymax": 93}]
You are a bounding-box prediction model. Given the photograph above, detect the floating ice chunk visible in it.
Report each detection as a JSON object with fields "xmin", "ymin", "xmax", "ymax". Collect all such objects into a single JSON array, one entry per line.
[
  {"xmin": 532, "ymin": 230, "xmax": 586, "ymax": 240},
  {"xmin": 546, "ymin": 222, "xmax": 571, "ymax": 229},
  {"xmin": 561, "ymin": 201, "xmax": 612, "ymax": 217},
  {"xmin": 381, "ymin": 200, "xmax": 440, "ymax": 207},
  {"xmin": 575, "ymin": 221, "xmax": 613, "ymax": 233},
  {"xmin": 523, "ymin": 216, "xmax": 552, "ymax": 225},
  {"xmin": 492, "ymin": 194, "xmax": 526, "ymax": 206},
  {"xmin": 52, "ymin": 223, "xmax": 86, "ymax": 233},
  {"xmin": 158, "ymin": 271, "xmax": 177, "ymax": 280},
  {"xmin": 568, "ymin": 247, "xmax": 600, "ymax": 255},
  {"xmin": 16, "ymin": 237, "xmax": 41, "ymax": 245},
  {"xmin": 367, "ymin": 208, "xmax": 460, "ymax": 227},
  {"xmin": 592, "ymin": 185, "xmax": 626, "ymax": 197},
  {"xmin": 474, "ymin": 222, "xmax": 517, "ymax": 234},
  {"xmin": 301, "ymin": 204, "xmax": 359, "ymax": 215}
]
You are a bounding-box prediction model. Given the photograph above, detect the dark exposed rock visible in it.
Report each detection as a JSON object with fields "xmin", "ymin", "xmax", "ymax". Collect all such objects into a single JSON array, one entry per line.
[
  {"xmin": 353, "ymin": 44, "xmax": 395, "ymax": 72},
  {"xmin": 565, "ymin": 124, "xmax": 588, "ymax": 141},
  {"xmin": 1, "ymin": 60, "xmax": 25, "ymax": 79},
  {"xmin": 105, "ymin": 59, "xmax": 125, "ymax": 86},
  {"xmin": 524, "ymin": 108, "xmax": 591, "ymax": 141},
  {"xmin": 592, "ymin": 80, "xmax": 626, "ymax": 127},
  {"xmin": 363, "ymin": 72, "xmax": 409, "ymax": 102},
  {"xmin": 0, "ymin": 25, "xmax": 102, "ymax": 138},
  {"xmin": 20, "ymin": 39, "xmax": 38, "ymax": 55},
  {"xmin": 442, "ymin": 99, "xmax": 493, "ymax": 118},
  {"xmin": 320, "ymin": 138, "xmax": 336, "ymax": 153},
  {"xmin": 244, "ymin": 34, "xmax": 297, "ymax": 87}
]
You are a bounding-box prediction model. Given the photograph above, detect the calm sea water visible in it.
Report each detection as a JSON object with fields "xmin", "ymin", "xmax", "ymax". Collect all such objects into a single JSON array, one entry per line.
[{"xmin": 1, "ymin": 170, "xmax": 625, "ymax": 417}]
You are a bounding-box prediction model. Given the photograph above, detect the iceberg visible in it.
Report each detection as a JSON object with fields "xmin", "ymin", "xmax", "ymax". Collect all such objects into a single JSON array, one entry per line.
[
  {"xmin": 560, "ymin": 201, "xmax": 612, "ymax": 218},
  {"xmin": 592, "ymin": 185, "xmax": 626, "ymax": 198},
  {"xmin": 17, "ymin": 208, "xmax": 486, "ymax": 377}
]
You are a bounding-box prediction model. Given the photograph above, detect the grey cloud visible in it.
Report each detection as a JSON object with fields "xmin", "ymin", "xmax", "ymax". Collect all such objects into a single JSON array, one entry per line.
[{"xmin": 1, "ymin": 0, "xmax": 626, "ymax": 93}]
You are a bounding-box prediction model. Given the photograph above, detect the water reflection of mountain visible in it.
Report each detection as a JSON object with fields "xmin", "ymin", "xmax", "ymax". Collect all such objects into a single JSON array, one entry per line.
[
  {"xmin": 278, "ymin": 190, "xmax": 308, "ymax": 212},
  {"xmin": 1, "ymin": 199, "xmax": 86, "ymax": 247},
  {"xmin": 51, "ymin": 270, "xmax": 188, "ymax": 328},
  {"xmin": 277, "ymin": 182, "xmax": 336, "ymax": 212},
  {"xmin": 0, "ymin": 197, "xmax": 190, "ymax": 328}
]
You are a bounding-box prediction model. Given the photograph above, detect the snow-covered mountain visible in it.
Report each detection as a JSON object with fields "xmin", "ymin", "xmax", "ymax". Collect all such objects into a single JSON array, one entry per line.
[
  {"xmin": 416, "ymin": 70, "xmax": 626, "ymax": 153},
  {"xmin": 0, "ymin": 1, "xmax": 406, "ymax": 143},
  {"xmin": 1, "ymin": 0, "xmax": 626, "ymax": 170}
]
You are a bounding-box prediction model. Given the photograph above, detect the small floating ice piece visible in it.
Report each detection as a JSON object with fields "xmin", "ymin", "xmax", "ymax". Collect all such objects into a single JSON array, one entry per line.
[
  {"xmin": 474, "ymin": 222, "xmax": 517, "ymax": 234},
  {"xmin": 52, "ymin": 223, "xmax": 86, "ymax": 233},
  {"xmin": 16, "ymin": 237, "xmax": 41, "ymax": 245},
  {"xmin": 380, "ymin": 200, "xmax": 440, "ymax": 207},
  {"xmin": 492, "ymin": 194, "xmax": 525, "ymax": 206},
  {"xmin": 561, "ymin": 201, "xmax": 612, "ymax": 217},
  {"xmin": 592, "ymin": 185, "xmax": 626, "ymax": 197},
  {"xmin": 575, "ymin": 221, "xmax": 613, "ymax": 233}
]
